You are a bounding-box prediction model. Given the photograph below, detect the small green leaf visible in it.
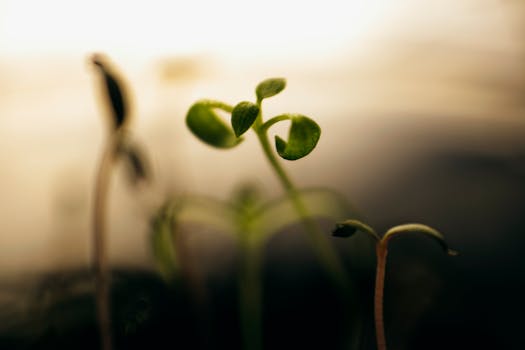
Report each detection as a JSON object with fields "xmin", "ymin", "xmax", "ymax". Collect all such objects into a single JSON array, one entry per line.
[
  {"xmin": 332, "ymin": 219, "xmax": 380, "ymax": 241},
  {"xmin": 91, "ymin": 53, "xmax": 128, "ymax": 130},
  {"xmin": 186, "ymin": 100, "xmax": 241, "ymax": 148},
  {"xmin": 274, "ymin": 114, "xmax": 321, "ymax": 160},
  {"xmin": 231, "ymin": 101, "xmax": 259, "ymax": 137},
  {"xmin": 256, "ymin": 78, "xmax": 286, "ymax": 102},
  {"xmin": 382, "ymin": 223, "xmax": 458, "ymax": 256}
]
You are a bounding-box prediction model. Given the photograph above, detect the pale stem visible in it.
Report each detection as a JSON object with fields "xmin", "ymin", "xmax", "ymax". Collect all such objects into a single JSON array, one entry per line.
[{"xmin": 93, "ymin": 134, "xmax": 119, "ymax": 350}]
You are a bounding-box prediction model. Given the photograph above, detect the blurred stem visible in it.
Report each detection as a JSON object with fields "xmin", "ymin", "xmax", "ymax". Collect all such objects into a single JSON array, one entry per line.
[
  {"xmin": 239, "ymin": 239, "xmax": 263, "ymax": 350},
  {"xmin": 374, "ymin": 243, "xmax": 388, "ymax": 350},
  {"xmin": 93, "ymin": 133, "xmax": 120, "ymax": 350},
  {"xmin": 256, "ymin": 128, "xmax": 361, "ymax": 349}
]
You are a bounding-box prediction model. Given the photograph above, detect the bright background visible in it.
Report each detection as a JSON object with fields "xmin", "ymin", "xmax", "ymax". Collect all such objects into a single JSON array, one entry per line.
[{"xmin": 0, "ymin": 0, "xmax": 523, "ymax": 276}]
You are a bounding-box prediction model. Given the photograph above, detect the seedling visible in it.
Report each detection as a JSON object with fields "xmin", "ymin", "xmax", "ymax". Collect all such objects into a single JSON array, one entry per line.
[
  {"xmin": 333, "ymin": 220, "xmax": 457, "ymax": 350},
  {"xmin": 186, "ymin": 78, "xmax": 349, "ymax": 292},
  {"xmin": 90, "ymin": 53, "xmax": 150, "ymax": 350},
  {"xmin": 150, "ymin": 184, "xmax": 353, "ymax": 350}
]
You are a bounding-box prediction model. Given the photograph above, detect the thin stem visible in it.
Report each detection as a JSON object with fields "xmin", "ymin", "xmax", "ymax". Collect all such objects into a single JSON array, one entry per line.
[
  {"xmin": 255, "ymin": 129, "xmax": 349, "ymax": 291},
  {"xmin": 239, "ymin": 239, "xmax": 263, "ymax": 350},
  {"xmin": 200, "ymin": 99, "xmax": 234, "ymax": 113},
  {"xmin": 374, "ymin": 243, "xmax": 388, "ymax": 350},
  {"xmin": 259, "ymin": 115, "xmax": 291, "ymax": 135},
  {"xmin": 93, "ymin": 134, "xmax": 119, "ymax": 350}
]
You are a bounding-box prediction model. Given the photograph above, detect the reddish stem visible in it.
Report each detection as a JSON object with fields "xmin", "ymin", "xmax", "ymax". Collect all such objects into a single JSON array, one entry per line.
[{"xmin": 375, "ymin": 243, "xmax": 388, "ymax": 350}]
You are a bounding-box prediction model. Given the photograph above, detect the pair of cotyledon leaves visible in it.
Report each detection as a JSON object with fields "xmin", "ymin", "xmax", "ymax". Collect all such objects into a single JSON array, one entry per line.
[{"xmin": 186, "ymin": 78, "xmax": 321, "ymax": 161}]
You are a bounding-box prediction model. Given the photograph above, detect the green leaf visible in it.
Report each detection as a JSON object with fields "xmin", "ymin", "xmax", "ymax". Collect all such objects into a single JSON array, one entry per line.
[
  {"xmin": 256, "ymin": 78, "xmax": 286, "ymax": 101},
  {"xmin": 274, "ymin": 114, "xmax": 321, "ymax": 160},
  {"xmin": 231, "ymin": 101, "xmax": 260, "ymax": 137},
  {"xmin": 332, "ymin": 219, "xmax": 380, "ymax": 241},
  {"xmin": 150, "ymin": 203, "xmax": 180, "ymax": 282},
  {"xmin": 382, "ymin": 223, "xmax": 458, "ymax": 256},
  {"xmin": 186, "ymin": 100, "xmax": 241, "ymax": 148},
  {"xmin": 91, "ymin": 53, "xmax": 128, "ymax": 130}
]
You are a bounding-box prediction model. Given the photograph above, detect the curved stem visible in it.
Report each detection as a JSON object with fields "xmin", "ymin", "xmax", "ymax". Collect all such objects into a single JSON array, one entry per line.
[
  {"xmin": 259, "ymin": 115, "xmax": 291, "ymax": 134},
  {"xmin": 93, "ymin": 135, "xmax": 118, "ymax": 350},
  {"xmin": 239, "ymin": 240, "xmax": 263, "ymax": 350},
  {"xmin": 374, "ymin": 243, "xmax": 388, "ymax": 350},
  {"xmin": 255, "ymin": 129, "xmax": 349, "ymax": 291},
  {"xmin": 199, "ymin": 99, "xmax": 234, "ymax": 113}
]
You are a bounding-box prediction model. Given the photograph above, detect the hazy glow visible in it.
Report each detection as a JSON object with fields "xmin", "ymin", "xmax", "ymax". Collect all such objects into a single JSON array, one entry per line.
[
  {"xmin": 0, "ymin": 0, "xmax": 523, "ymax": 275},
  {"xmin": 0, "ymin": 0, "xmax": 393, "ymax": 58}
]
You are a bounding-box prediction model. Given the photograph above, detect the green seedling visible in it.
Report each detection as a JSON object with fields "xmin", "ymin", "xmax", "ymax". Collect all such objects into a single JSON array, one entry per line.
[
  {"xmin": 150, "ymin": 185, "xmax": 354, "ymax": 350},
  {"xmin": 186, "ymin": 78, "xmax": 349, "ymax": 293},
  {"xmin": 333, "ymin": 220, "xmax": 458, "ymax": 350},
  {"xmin": 91, "ymin": 53, "xmax": 150, "ymax": 350}
]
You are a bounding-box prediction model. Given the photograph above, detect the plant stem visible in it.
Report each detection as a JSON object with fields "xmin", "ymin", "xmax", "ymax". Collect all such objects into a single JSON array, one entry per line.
[
  {"xmin": 93, "ymin": 134, "xmax": 118, "ymax": 350},
  {"xmin": 255, "ymin": 130, "xmax": 349, "ymax": 291},
  {"xmin": 374, "ymin": 243, "xmax": 388, "ymax": 350},
  {"xmin": 239, "ymin": 239, "xmax": 263, "ymax": 350}
]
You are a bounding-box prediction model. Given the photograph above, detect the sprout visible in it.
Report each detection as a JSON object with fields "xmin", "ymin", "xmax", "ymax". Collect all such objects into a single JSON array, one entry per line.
[{"xmin": 333, "ymin": 220, "xmax": 457, "ymax": 350}]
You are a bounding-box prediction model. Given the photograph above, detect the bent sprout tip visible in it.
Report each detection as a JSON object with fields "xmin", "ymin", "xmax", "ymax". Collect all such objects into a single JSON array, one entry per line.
[
  {"xmin": 332, "ymin": 219, "xmax": 380, "ymax": 241},
  {"xmin": 335, "ymin": 219, "xmax": 457, "ymax": 350},
  {"xmin": 382, "ymin": 223, "xmax": 458, "ymax": 255}
]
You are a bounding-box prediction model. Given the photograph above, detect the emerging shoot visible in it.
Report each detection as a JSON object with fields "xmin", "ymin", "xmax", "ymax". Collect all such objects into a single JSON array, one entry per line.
[
  {"xmin": 90, "ymin": 53, "xmax": 150, "ymax": 350},
  {"xmin": 333, "ymin": 220, "xmax": 457, "ymax": 350}
]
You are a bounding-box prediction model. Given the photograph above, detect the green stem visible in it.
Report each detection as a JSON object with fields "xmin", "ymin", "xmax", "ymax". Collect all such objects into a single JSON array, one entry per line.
[
  {"xmin": 239, "ymin": 239, "xmax": 263, "ymax": 350},
  {"xmin": 93, "ymin": 134, "xmax": 119, "ymax": 350},
  {"xmin": 374, "ymin": 243, "xmax": 388, "ymax": 350},
  {"xmin": 259, "ymin": 115, "xmax": 291, "ymax": 134},
  {"xmin": 254, "ymin": 129, "xmax": 349, "ymax": 291}
]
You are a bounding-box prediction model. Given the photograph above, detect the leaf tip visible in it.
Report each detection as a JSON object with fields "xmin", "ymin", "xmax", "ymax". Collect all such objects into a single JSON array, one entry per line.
[
  {"xmin": 90, "ymin": 53, "xmax": 128, "ymax": 130},
  {"xmin": 256, "ymin": 77, "xmax": 287, "ymax": 101},
  {"xmin": 332, "ymin": 223, "xmax": 357, "ymax": 238},
  {"xmin": 447, "ymin": 248, "xmax": 459, "ymax": 256},
  {"xmin": 118, "ymin": 139, "xmax": 152, "ymax": 188},
  {"xmin": 231, "ymin": 101, "xmax": 259, "ymax": 137}
]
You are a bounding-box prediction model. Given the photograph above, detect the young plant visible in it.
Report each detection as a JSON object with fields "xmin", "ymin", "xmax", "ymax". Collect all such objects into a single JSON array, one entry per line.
[
  {"xmin": 333, "ymin": 220, "xmax": 458, "ymax": 350},
  {"xmin": 91, "ymin": 53, "xmax": 150, "ymax": 350},
  {"xmin": 185, "ymin": 78, "xmax": 349, "ymax": 292},
  {"xmin": 150, "ymin": 184, "xmax": 354, "ymax": 350}
]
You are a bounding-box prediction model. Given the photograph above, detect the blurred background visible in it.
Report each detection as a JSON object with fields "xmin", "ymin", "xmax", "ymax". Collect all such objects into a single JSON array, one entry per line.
[{"xmin": 0, "ymin": 0, "xmax": 524, "ymax": 349}]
